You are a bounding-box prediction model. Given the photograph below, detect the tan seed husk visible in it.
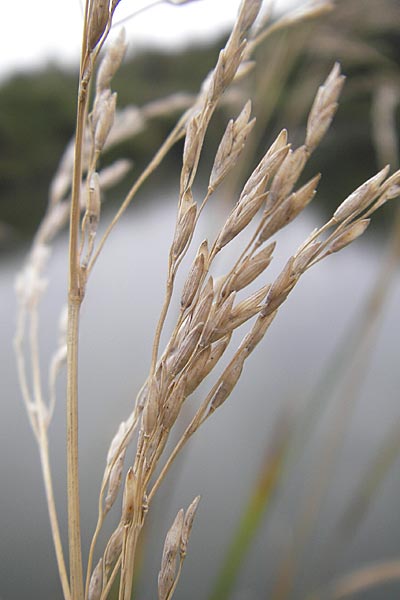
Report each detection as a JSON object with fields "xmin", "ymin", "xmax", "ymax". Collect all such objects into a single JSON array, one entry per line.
[
  {"xmin": 87, "ymin": 0, "xmax": 110, "ymax": 52},
  {"xmin": 259, "ymin": 174, "xmax": 320, "ymax": 242},
  {"xmin": 105, "ymin": 449, "xmax": 126, "ymax": 512},
  {"xmin": 181, "ymin": 241, "xmax": 208, "ymax": 309},
  {"xmin": 181, "ymin": 115, "xmax": 202, "ymax": 190},
  {"xmin": 184, "ymin": 345, "xmax": 212, "ymax": 396},
  {"xmin": 171, "ymin": 196, "xmax": 197, "ymax": 259},
  {"xmin": 306, "ymin": 62, "xmax": 345, "ymax": 152},
  {"xmin": 106, "ymin": 421, "xmax": 127, "ymax": 466},
  {"xmin": 216, "ymin": 189, "xmax": 267, "ymax": 250},
  {"xmin": 122, "ymin": 468, "xmax": 135, "ymax": 524},
  {"xmin": 241, "ymin": 310, "xmax": 277, "ymax": 354},
  {"xmin": 209, "ymin": 100, "xmax": 255, "ymax": 191},
  {"xmin": 202, "ymin": 292, "xmax": 236, "ymax": 344},
  {"xmin": 169, "ymin": 322, "xmax": 204, "ymax": 376},
  {"xmin": 293, "ymin": 241, "xmax": 322, "ymax": 272},
  {"xmin": 208, "ymin": 351, "xmax": 247, "ymax": 414},
  {"xmin": 201, "ymin": 335, "xmax": 232, "ymax": 381},
  {"xmin": 328, "ymin": 219, "xmax": 371, "ymax": 254},
  {"xmin": 231, "ymin": 284, "xmax": 270, "ymax": 321},
  {"xmin": 230, "ymin": 243, "xmax": 275, "ymax": 292},
  {"xmin": 105, "ymin": 524, "xmax": 123, "ymax": 572},
  {"xmin": 158, "ymin": 510, "xmax": 184, "ymax": 600},
  {"xmin": 181, "ymin": 496, "xmax": 201, "ymax": 557},
  {"xmin": 267, "ymin": 145, "xmax": 309, "ymax": 209},
  {"xmin": 142, "ymin": 377, "xmax": 160, "ymax": 435},
  {"xmin": 162, "ymin": 374, "xmax": 188, "ymax": 431},
  {"xmin": 223, "ymin": 287, "xmax": 270, "ymax": 336},
  {"xmin": 241, "ymin": 140, "xmax": 290, "ymax": 198},
  {"xmin": 88, "ymin": 558, "xmax": 102, "ymax": 600},
  {"xmin": 333, "ymin": 166, "xmax": 389, "ymax": 222},
  {"xmin": 96, "ymin": 28, "xmax": 127, "ymax": 92},
  {"xmin": 261, "ymin": 257, "xmax": 297, "ymax": 315},
  {"xmin": 94, "ymin": 92, "xmax": 117, "ymax": 153},
  {"xmin": 236, "ymin": 0, "xmax": 262, "ymax": 34}
]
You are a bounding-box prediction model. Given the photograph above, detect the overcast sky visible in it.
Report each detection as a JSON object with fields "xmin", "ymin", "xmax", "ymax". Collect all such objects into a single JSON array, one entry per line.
[{"xmin": 0, "ymin": 0, "xmax": 296, "ymax": 81}]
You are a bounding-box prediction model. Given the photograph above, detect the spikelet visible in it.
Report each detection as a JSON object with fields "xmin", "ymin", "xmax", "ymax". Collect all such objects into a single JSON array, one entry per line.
[
  {"xmin": 104, "ymin": 524, "xmax": 123, "ymax": 573},
  {"xmin": 209, "ymin": 101, "xmax": 255, "ymax": 191},
  {"xmin": 328, "ymin": 219, "xmax": 371, "ymax": 254},
  {"xmin": 180, "ymin": 496, "xmax": 201, "ymax": 558},
  {"xmin": 104, "ymin": 449, "xmax": 126, "ymax": 512},
  {"xmin": 171, "ymin": 190, "xmax": 197, "ymax": 260},
  {"xmin": 261, "ymin": 257, "xmax": 297, "ymax": 315},
  {"xmin": 333, "ymin": 166, "xmax": 389, "ymax": 222},
  {"xmin": 216, "ymin": 183, "xmax": 267, "ymax": 250},
  {"xmin": 158, "ymin": 510, "xmax": 184, "ymax": 600},
  {"xmin": 181, "ymin": 241, "xmax": 208, "ymax": 309},
  {"xmin": 87, "ymin": 0, "xmax": 110, "ymax": 52},
  {"xmin": 96, "ymin": 29, "xmax": 127, "ymax": 92},
  {"xmin": 229, "ymin": 243, "xmax": 275, "ymax": 293},
  {"xmin": 208, "ymin": 350, "xmax": 247, "ymax": 415},
  {"xmin": 306, "ymin": 62, "xmax": 345, "ymax": 153},
  {"xmin": 184, "ymin": 346, "xmax": 212, "ymax": 396},
  {"xmin": 259, "ymin": 174, "xmax": 320, "ymax": 242},
  {"xmin": 122, "ymin": 468, "xmax": 136, "ymax": 524},
  {"xmin": 88, "ymin": 558, "xmax": 102, "ymax": 600},
  {"xmin": 267, "ymin": 145, "xmax": 309, "ymax": 210}
]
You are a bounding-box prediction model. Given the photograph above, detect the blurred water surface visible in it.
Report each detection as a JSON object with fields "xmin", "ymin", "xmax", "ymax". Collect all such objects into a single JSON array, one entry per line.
[{"xmin": 1, "ymin": 193, "xmax": 400, "ymax": 599}]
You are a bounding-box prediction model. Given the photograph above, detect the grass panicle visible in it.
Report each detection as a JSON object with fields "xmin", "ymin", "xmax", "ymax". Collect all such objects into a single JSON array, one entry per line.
[{"xmin": 13, "ymin": 1, "xmax": 400, "ymax": 599}]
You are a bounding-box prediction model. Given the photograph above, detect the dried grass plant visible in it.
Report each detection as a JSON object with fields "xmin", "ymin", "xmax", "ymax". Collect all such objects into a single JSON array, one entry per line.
[{"xmin": 14, "ymin": 1, "xmax": 400, "ymax": 599}]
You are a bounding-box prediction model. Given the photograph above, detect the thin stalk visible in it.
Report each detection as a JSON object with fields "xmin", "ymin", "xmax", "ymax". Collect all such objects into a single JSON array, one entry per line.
[
  {"xmin": 39, "ymin": 434, "xmax": 72, "ymax": 600},
  {"xmin": 150, "ymin": 269, "xmax": 174, "ymax": 376},
  {"xmin": 30, "ymin": 306, "xmax": 71, "ymax": 599},
  {"xmin": 88, "ymin": 117, "xmax": 187, "ymax": 275},
  {"xmin": 100, "ymin": 555, "xmax": 122, "ymax": 600},
  {"xmin": 67, "ymin": 300, "xmax": 84, "ymax": 600},
  {"xmin": 119, "ymin": 523, "xmax": 141, "ymax": 600},
  {"xmin": 67, "ymin": 68, "xmax": 89, "ymax": 600}
]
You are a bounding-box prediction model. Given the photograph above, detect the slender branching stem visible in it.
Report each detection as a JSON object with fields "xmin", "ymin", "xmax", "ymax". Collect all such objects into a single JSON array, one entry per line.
[
  {"xmin": 67, "ymin": 300, "xmax": 84, "ymax": 600},
  {"xmin": 39, "ymin": 433, "xmax": 72, "ymax": 600},
  {"xmin": 87, "ymin": 116, "xmax": 187, "ymax": 274},
  {"xmin": 29, "ymin": 306, "xmax": 71, "ymax": 599},
  {"xmin": 67, "ymin": 69, "xmax": 89, "ymax": 600},
  {"xmin": 100, "ymin": 556, "xmax": 122, "ymax": 600}
]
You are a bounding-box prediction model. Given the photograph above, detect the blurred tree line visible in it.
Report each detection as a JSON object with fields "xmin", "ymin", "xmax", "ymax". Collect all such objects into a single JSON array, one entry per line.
[{"xmin": 0, "ymin": 0, "xmax": 399, "ymax": 251}]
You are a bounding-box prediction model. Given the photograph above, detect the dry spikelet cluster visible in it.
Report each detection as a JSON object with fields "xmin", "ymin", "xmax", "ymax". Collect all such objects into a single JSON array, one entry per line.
[{"xmin": 13, "ymin": 1, "xmax": 400, "ymax": 599}]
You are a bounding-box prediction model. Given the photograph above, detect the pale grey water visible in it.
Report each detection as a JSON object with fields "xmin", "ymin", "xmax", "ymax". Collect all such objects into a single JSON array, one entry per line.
[{"xmin": 1, "ymin": 194, "xmax": 400, "ymax": 599}]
